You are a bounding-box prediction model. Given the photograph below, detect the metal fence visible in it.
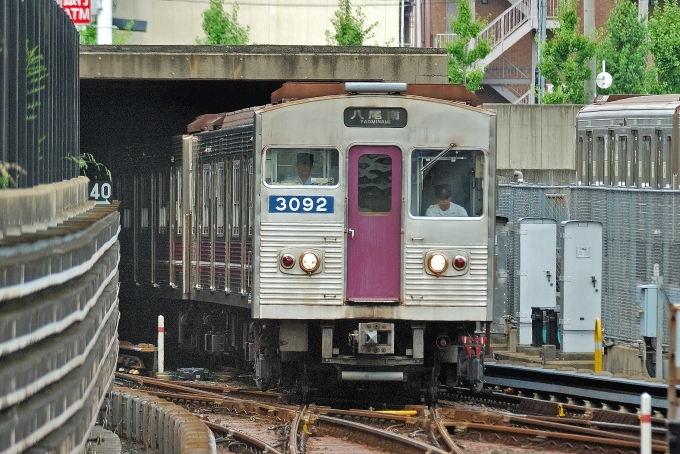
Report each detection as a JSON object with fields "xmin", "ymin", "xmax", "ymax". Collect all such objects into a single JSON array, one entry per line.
[
  {"xmin": 0, "ymin": 0, "xmax": 80, "ymax": 188},
  {"xmin": 499, "ymin": 184, "xmax": 680, "ymax": 344}
]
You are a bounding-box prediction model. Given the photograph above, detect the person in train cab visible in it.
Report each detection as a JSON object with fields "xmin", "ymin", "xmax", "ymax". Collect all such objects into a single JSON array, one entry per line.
[
  {"xmin": 426, "ymin": 184, "xmax": 468, "ymax": 217},
  {"xmin": 295, "ymin": 153, "xmax": 314, "ymax": 184}
]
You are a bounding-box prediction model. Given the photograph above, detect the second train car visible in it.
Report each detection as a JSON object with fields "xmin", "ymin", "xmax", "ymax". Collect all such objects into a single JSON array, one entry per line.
[{"xmin": 122, "ymin": 82, "xmax": 497, "ymax": 401}]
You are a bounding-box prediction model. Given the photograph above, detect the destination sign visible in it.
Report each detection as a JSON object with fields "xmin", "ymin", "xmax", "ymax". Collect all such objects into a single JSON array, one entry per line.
[{"xmin": 344, "ymin": 107, "xmax": 407, "ymax": 128}]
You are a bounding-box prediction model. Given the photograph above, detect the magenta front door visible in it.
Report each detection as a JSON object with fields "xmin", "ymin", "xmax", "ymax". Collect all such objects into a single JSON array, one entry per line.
[{"xmin": 346, "ymin": 146, "xmax": 402, "ymax": 301}]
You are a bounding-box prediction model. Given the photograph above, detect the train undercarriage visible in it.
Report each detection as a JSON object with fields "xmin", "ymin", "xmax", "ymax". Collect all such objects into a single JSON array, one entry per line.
[{"xmin": 248, "ymin": 319, "xmax": 487, "ymax": 403}]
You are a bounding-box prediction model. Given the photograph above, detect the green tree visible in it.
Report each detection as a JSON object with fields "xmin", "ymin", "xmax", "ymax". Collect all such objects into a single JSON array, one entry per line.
[
  {"xmin": 325, "ymin": 0, "xmax": 377, "ymax": 46},
  {"xmin": 197, "ymin": 0, "xmax": 249, "ymax": 45},
  {"xmin": 446, "ymin": 0, "xmax": 490, "ymax": 92},
  {"xmin": 536, "ymin": 0, "xmax": 596, "ymax": 104},
  {"xmin": 597, "ymin": 0, "xmax": 648, "ymax": 95},
  {"xmin": 648, "ymin": 0, "xmax": 680, "ymax": 94},
  {"xmin": 79, "ymin": 18, "xmax": 135, "ymax": 45}
]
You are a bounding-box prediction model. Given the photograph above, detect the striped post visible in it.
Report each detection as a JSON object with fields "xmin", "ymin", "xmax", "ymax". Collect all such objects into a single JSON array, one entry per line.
[
  {"xmin": 594, "ymin": 318, "xmax": 603, "ymax": 372},
  {"xmin": 641, "ymin": 392, "xmax": 651, "ymax": 454},
  {"xmin": 158, "ymin": 315, "xmax": 165, "ymax": 374}
]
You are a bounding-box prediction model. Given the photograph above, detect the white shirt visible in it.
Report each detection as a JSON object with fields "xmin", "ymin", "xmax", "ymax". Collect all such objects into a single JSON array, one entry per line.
[{"xmin": 425, "ymin": 203, "xmax": 468, "ymax": 217}]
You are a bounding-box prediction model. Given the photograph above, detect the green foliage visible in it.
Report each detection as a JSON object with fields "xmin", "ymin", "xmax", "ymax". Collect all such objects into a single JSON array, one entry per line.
[
  {"xmin": 26, "ymin": 40, "xmax": 48, "ymax": 122},
  {"xmin": 197, "ymin": 0, "xmax": 249, "ymax": 45},
  {"xmin": 597, "ymin": 0, "xmax": 648, "ymax": 95},
  {"xmin": 66, "ymin": 153, "xmax": 112, "ymax": 181},
  {"xmin": 446, "ymin": 0, "xmax": 490, "ymax": 92},
  {"xmin": 0, "ymin": 162, "xmax": 27, "ymax": 189},
  {"xmin": 79, "ymin": 18, "xmax": 135, "ymax": 45},
  {"xmin": 648, "ymin": 0, "xmax": 680, "ymax": 94},
  {"xmin": 325, "ymin": 0, "xmax": 377, "ymax": 46},
  {"xmin": 536, "ymin": 0, "xmax": 596, "ymax": 104}
]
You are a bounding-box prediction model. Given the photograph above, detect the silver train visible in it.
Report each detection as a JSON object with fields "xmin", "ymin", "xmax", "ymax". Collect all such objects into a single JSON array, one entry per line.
[
  {"xmin": 119, "ymin": 82, "xmax": 497, "ymax": 400},
  {"xmin": 577, "ymin": 94, "xmax": 680, "ymax": 189}
]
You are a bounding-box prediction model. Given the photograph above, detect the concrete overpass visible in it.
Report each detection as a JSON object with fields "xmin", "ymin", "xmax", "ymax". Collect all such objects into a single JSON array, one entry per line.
[
  {"xmin": 80, "ymin": 45, "xmax": 449, "ymax": 82},
  {"xmin": 79, "ymin": 45, "xmax": 451, "ymax": 178}
]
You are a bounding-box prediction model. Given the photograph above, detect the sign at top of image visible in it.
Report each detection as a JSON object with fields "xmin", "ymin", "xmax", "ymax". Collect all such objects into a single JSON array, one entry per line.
[{"xmin": 61, "ymin": 0, "xmax": 92, "ymax": 25}]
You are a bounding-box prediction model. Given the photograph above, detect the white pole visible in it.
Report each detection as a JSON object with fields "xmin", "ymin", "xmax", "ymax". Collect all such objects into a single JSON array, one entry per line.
[
  {"xmin": 158, "ymin": 315, "xmax": 165, "ymax": 374},
  {"xmin": 97, "ymin": 0, "xmax": 113, "ymax": 45},
  {"xmin": 640, "ymin": 392, "xmax": 651, "ymax": 454},
  {"xmin": 400, "ymin": 0, "xmax": 404, "ymax": 47},
  {"xmin": 416, "ymin": 0, "xmax": 421, "ymax": 48}
]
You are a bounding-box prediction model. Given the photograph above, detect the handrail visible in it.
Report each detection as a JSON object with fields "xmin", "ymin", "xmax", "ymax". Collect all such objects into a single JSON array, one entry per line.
[{"xmin": 479, "ymin": 0, "xmax": 532, "ymax": 50}]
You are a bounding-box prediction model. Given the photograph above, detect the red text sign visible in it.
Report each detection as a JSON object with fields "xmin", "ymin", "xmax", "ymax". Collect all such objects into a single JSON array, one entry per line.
[{"xmin": 62, "ymin": 0, "xmax": 92, "ymax": 25}]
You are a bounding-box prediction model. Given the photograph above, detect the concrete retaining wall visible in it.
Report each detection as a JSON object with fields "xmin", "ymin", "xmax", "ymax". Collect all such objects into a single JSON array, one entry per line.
[
  {"xmin": 0, "ymin": 177, "xmax": 93, "ymax": 239},
  {"xmin": 107, "ymin": 387, "xmax": 215, "ymax": 454}
]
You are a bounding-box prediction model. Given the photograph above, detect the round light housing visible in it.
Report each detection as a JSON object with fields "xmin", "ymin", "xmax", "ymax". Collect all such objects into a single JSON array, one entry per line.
[
  {"xmin": 299, "ymin": 251, "xmax": 320, "ymax": 274},
  {"xmin": 281, "ymin": 253, "xmax": 295, "ymax": 269},
  {"xmin": 453, "ymin": 255, "xmax": 467, "ymax": 271},
  {"xmin": 428, "ymin": 253, "xmax": 448, "ymax": 275}
]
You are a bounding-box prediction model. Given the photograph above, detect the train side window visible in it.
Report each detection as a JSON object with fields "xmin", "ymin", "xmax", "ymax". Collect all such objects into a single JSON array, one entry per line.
[
  {"xmin": 176, "ymin": 166, "xmax": 182, "ymax": 235},
  {"xmin": 410, "ymin": 149, "xmax": 484, "ymax": 218},
  {"xmin": 216, "ymin": 162, "xmax": 225, "ymax": 236},
  {"xmin": 264, "ymin": 148, "xmax": 339, "ymax": 186}
]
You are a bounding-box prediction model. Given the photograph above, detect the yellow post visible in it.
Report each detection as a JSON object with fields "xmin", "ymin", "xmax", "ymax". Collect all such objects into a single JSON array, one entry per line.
[{"xmin": 594, "ymin": 318, "xmax": 603, "ymax": 372}]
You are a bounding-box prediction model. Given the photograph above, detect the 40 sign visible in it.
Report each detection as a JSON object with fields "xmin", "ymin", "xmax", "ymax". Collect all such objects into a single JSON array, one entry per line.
[
  {"xmin": 62, "ymin": 0, "xmax": 92, "ymax": 25},
  {"xmin": 89, "ymin": 181, "xmax": 113, "ymax": 204}
]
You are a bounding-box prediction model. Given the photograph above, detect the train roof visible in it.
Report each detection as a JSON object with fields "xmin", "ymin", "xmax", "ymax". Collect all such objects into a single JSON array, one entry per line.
[
  {"xmin": 580, "ymin": 94, "xmax": 680, "ymax": 116},
  {"xmin": 186, "ymin": 82, "xmax": 481, "ymax": 134}
]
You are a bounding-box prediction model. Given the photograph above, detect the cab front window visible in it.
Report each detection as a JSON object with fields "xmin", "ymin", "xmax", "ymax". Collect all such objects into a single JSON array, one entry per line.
[
  {"xmin": 410, "ymin": 148, "xmax": 485, "ymax": 218},
  {"xmin": 264, "ymin": 148, "xmax": 339, "ymax": 186}
]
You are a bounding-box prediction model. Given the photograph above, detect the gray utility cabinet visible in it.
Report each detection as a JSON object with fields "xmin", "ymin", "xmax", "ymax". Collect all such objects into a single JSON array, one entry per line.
[
  {"xmin": 517, "ymin": 218, "xmax": 557, "ymax": 345},
  {"xmin": 560, "ymin": 221, "xmax": 603, "ymax": 353}
]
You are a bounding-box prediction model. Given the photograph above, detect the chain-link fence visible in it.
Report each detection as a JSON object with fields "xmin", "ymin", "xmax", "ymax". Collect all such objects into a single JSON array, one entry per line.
[{"xmin": 498, "ymin": 184, "xmax": 680, "ymax": 344}]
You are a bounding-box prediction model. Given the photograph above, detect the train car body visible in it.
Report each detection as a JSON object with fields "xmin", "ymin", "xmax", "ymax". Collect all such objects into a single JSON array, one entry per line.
[
  {"xmin": 125, "ymin": 83, "xmax": 496, "ymax": 400},
  {"xmin": 576, "ymin": 95, "xmax": 680, "ymax": 189}
]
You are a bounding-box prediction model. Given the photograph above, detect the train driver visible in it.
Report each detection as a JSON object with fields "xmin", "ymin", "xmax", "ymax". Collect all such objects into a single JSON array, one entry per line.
[
  {"xmin": 426, "ymin": 184, "xmax": 468, "ymax": 217},
  {"xmin": 294, "ymin": 153, "xmax": 314, "ymax": 185}
]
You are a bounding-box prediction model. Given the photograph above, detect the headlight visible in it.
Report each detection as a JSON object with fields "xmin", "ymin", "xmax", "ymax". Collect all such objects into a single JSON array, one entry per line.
[
  {"xmin": 300, "ymin": 251, "xmax": 320, "ymax": 274},
  {"xmin": 427, "ymin": 253, "xmax": 448, "ymax": 275}
]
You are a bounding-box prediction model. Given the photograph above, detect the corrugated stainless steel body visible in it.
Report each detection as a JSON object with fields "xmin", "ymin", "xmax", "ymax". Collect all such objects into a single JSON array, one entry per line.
[
  {"xmin": 577, "ymin": 95, "xmax": 680, "ymax": 189},
  {"xmin": 252, "ymin": 94, "xmax": 496, "ymax": 322},
  {"xmin": 0, "ymin": 0, "xmax": 80, "ymax": 187}
]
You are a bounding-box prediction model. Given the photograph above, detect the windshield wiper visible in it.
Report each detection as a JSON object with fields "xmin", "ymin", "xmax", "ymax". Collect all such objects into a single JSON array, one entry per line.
[{"xmin": 421, "ymin": 143, "xmax": 457, "ymax": 176}]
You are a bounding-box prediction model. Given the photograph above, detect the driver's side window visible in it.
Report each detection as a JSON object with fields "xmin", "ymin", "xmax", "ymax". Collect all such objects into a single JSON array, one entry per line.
[{"xmin": 410, "ymin": 149, "xmax": 484, "ymax": 218}]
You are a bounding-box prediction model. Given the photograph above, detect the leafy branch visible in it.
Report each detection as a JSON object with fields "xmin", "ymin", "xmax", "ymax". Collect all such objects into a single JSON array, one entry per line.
[
  {"xmin": 26, "ymin": 40, "xmax": 48, "ymax": 121},
  {"xmin": 66, "ymin": 153, "xmax": 112, "ymax": 181},
  {"xmin": 0, "ymin": 162, "xmax": 27, "ymax": 189}
]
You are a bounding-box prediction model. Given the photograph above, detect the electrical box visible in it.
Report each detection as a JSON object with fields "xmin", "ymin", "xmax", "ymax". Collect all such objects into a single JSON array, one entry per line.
[
  {"xmin": 560, "ymin": 221, "xmax": 602, "ymax": 352},
  {"xmin": 638, "ymin": 284, "xmax": 659, "ymax": 338},
  {"xmin": 517, "ymin": 218, "xmax": 557, "ymax": 345},
  {"xmin": 492, "ymin": 218, "xmax": 509, "ymax": 334}
]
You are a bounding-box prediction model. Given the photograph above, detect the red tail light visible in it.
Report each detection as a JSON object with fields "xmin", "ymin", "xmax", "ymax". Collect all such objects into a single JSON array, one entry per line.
[{"xmin": 281, "ymin": 254, "xmax": 295, "ymax": 269}]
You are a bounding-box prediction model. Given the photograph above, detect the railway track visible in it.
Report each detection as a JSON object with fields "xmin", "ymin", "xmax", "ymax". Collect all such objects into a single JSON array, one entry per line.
[{"xmin": 113, "ymin": 373, "xmax": 667, "ymax": 453}]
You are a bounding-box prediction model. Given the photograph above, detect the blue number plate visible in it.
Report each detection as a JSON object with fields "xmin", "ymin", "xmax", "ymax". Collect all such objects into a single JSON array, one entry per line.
[{"xmin": 269, "ymin": 196, "xmax": 334, "ymax": 213}]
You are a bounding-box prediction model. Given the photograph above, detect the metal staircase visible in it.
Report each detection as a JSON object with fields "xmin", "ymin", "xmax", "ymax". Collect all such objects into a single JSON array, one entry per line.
[{"xmin": 437, "ymin": 0, "xmax": 559, "ymax": 103}]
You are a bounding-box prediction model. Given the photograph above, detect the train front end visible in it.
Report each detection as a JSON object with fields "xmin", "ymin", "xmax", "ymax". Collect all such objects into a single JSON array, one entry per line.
[{"xmin": 250, "ymin": 83, "xmax": 496, "ymax": 400}]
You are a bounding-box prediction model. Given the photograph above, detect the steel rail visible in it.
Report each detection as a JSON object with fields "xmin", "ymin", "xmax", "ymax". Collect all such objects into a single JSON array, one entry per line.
[
  {"xmin": 445, "ymin": 420, "xmax": 666, "ymax": 452},
  {"xmin": 431, "ymin": 407, "xmax": 465, "ymax": 454},
  {"xmin": 203, "ymin": 419, "xmax": 284, "ymax": 454},
  {"xmin": 316, "ymin": 413, "xmax": 450, "ymax": 454}
]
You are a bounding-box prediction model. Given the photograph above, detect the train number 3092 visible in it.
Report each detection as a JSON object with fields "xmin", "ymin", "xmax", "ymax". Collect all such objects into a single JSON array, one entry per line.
[{"xmin": 269, "ymin": 195, "xmax": 334, "ymax": 213}]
